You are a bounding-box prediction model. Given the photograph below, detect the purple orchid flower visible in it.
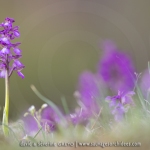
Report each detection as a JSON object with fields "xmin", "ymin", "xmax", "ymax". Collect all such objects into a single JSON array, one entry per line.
[
  {"xmin": 98, "ymin": 40, "xmax": 135, "ymax": 94},
  {"xmin": 0, "ymin": 17, "xmax": 25, "ymax": 79},
  {"xmin": 0, "ymin": 17, "xmax": 25, "ymax": 136},
  {"xmin": 106, "ymin": 91, "xmax": 135, "ymax": 121}
]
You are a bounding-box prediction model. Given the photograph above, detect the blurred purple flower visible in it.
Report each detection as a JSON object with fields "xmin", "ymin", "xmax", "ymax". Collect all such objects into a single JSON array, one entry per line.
[
  {"xmin": 140, "ymin": 70, "xmax": 150, "ymax": 99},
  {"xmin": 98, "ymin": 40, "xmax": 135, "ymax": 94},
  {"xmin": 23, "ymin": 105, "xmax": 60, "ymax": 134},
  {"xmin": 41, "ymin": 106, "xmax": 60, "ymax": 131},
  {"xmin": 77, "ymin": 71, "xmax": 101, "ymax": 114},
  {"xmin": 0, "ymin": 17, "xmax": 24, "ymax": 79},
  {"xmin": 106, "ymin": 91, "xmax": 135, "ymax": 121}
]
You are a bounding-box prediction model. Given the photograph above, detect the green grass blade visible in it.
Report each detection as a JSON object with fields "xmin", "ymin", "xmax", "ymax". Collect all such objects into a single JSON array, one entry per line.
[
  {"xmin": 61, "ymin": 96, "xmax": 69, "ymax": 114},
  {"xmin": 31, "ymin": 85, "xmax": 67, "ymax": 126},
  {"xmin": 33, "ymin": 116, "xmax": 45, "ymax": 140},
  {"xmin": 0, "ymin": 122, "xmax": 19, "ymax": 143},
  {"xmin": 33, "ymin": 127, "xmax": 42, "ymax": 139},
  {"xmin": 2, "ymin": 107, "xmax": 9, "ymax": 136}
]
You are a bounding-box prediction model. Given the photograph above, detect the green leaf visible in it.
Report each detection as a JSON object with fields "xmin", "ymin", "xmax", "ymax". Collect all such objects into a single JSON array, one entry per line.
[
  {"xmin": 2, "ymin": 107, "xmax": 9, "ymax": 136},
  {"xmin": 31, "ymin": 85, "xmax": 67, "ymax": 127}
]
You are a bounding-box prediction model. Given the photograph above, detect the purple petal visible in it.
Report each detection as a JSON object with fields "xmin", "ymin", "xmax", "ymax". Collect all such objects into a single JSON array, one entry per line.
[
  {"xmin": 0, "ymin": 37, "xmax": 10, "ymax": 44},
  {"xmin": 14, "ymin": 48, "xmax": 21, "ymax": 55},
  {"xmin": 41, "ymin": 106, "xmax": 60, "ymax": 131},
  {"xmin": 109, "ymin": 100, "xmax": 117, "ymax": 107},
  {"xmin": 13, "ymin": 60, "xmax": 25, "ymax": 70},
  {"xmin": 0, "ymin": 70, "xmax": 6, "ymax": 78},
  {"xmin": 11, "ymin": 42, "xmax": 21, "ymax": 47},
  {"xmin": 112, "ymin": 104, "xmax": 125, "ymax": 121},
  {"xmin": 0, "ymin": 23, "xmax": 3, "ymax": 28},
  {"xmin": 123, "ymin": 95, "xmax": 134, "ymax": 105},
  {"xmin": 41, "ymin": 106, "xmax": 60, "ymax": 123},
  {"xmin": 3, "ymin": 22, "xmax": 10, "ymax": 27},
  {"xmin": 17, "ymin": 71, "xmax": 24, "ymax": 79},
  {"xmin": 12, "ymin": 26, "xmax": 19, "ymax": 30},
  {"xmin": 0, "ymin": 63, "xmax": 5, "ymax": 69},
  {"xmin": 5, "ymin": 17, "xmax": 15, "ymax": 23},
  {"xmin": 1, "ymin": 47, "xmax": 10, "ymax": 54},
  {"xmin": 12, "ymin": 55, "xmax": 22, "ymax": 60},
  {"xmin": 14, "ymin": 31, "xmax": 20, "ymax": 37},
  {"xmin": 14, "ymin": 60, "xmax": 22, "ymax": 66}
]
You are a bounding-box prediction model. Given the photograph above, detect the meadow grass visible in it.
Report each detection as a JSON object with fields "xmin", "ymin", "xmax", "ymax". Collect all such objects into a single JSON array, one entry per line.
[{"xmin": 0, "ymin": 87, "xmax": 150, "ymax": 150}]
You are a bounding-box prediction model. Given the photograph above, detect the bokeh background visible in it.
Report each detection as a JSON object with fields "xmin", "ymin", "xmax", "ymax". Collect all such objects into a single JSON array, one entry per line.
[{"xmin": 0, "ymin": 0, "xmax": 150, "ymax": 120}]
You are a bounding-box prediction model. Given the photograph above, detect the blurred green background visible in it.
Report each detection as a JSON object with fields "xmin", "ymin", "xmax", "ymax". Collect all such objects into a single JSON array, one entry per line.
[{"xmin": 0, "ymin": 0, "xmax": 150, "ymax": 120}]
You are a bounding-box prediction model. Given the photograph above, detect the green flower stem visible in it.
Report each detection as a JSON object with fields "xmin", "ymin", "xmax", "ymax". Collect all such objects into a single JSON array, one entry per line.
[{"xmin": 2, "ymin": 68, "xmax": 9, "ymax": 136}]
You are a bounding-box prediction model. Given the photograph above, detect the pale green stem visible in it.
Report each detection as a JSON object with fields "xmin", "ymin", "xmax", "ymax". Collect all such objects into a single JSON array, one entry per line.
[{"xmin": 2, "ymin": 63, "xmax": 9, "ymax": 136}]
